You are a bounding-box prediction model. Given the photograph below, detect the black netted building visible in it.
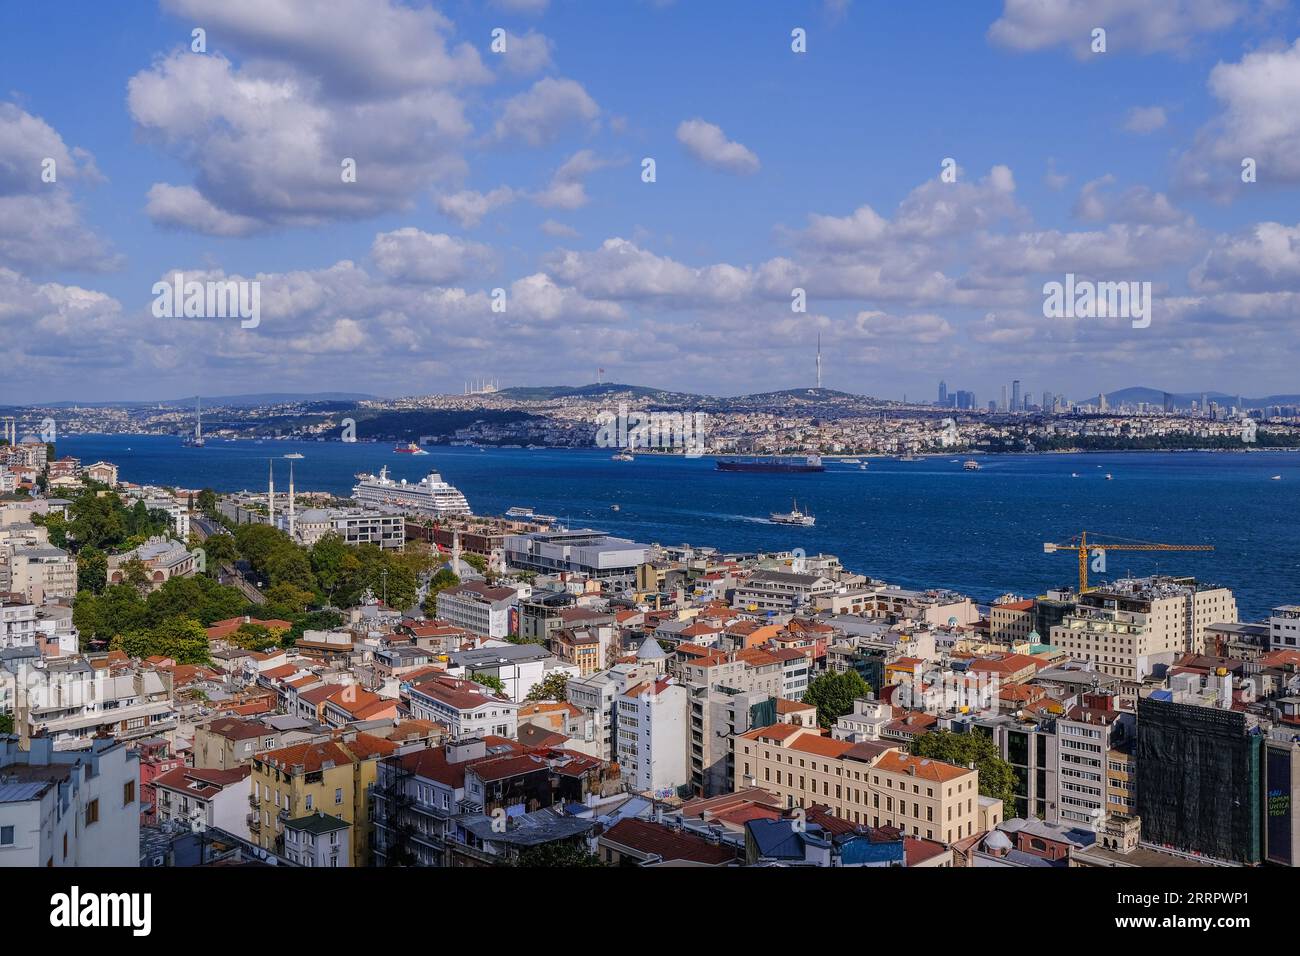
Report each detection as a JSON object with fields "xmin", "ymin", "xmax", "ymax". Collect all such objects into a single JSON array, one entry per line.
[{"xmin": 1136, "ymin": 693, "xmax": 1263, "ymax": 864}]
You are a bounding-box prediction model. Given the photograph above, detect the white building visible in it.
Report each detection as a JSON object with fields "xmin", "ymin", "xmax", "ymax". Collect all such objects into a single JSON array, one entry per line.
[
  {"xmin": 616, "ymin": 676, "xmax": 688, "ymax": 797},
  {"xmin": 405, "ymin": 676, "xmax": 520, "ymax": 740},
  {"xmin": 0, "ymin": 735, "xmax": 140, "ymax": 867},
  {"xmin": 448, "ymin": 644, "xmax": 578, "ymax": 703},
  {"xmin": 436, "ymin": 582, "xmax": 521, "ymax": 639},
  {"xmin": 152, "ymin": 765, "xmax": 252, "ymax": 840},
  {"xmin": 286, "ymin": 507, "xmax": 405, "ymax": 550},
  {"xmin": 7, "ymin": 545, "xmax": 76, "ymax": 604},
  {"xmin": 0, "ymin": 600, "xmax": 37, "ymax": 650},
  {"xmin": 1271, "ymin": 605, "xmax": 1300, "ymax": 651}
]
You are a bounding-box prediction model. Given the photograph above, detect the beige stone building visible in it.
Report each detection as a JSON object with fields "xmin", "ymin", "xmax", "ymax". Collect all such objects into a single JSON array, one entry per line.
[
  {"xmin": 1050, "ymin": 576, "xmax": 1237, "ymax": 682},
  {"xmin": 734, "ymin": 723, "xmax": 989, "ymax": 845}
]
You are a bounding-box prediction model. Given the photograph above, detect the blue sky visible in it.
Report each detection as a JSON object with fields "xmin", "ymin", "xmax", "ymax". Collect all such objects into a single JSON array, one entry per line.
[{"xmin": 3, "ymin": 0, "xmax": 1300, "ymax": 403}]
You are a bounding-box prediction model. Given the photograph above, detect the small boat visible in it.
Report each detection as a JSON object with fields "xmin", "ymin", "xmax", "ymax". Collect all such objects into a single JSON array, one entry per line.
[
  {"xmin": 1071, "ymin": 472, "xmax": 1079, "ymax": 478},
  {"xmin": 770, "ymin": 500, "xmax": 815, "ymax": 526},
  {"xmin": 1271, "ymin": 475, "xmax": 1282, "ymax": 481},
  {"xmin": 394, "ymin": 442, "xmax": 428, "ymax": 455},
  {"xmin": 859, "ymin": 464, "xmax": 867, "ymax": 470},
  {"xmin": 612, "ymin": 452, "xmax": 634, "ymax": 462},
  {"xmin": 1105, "ymin": 473, "xmax": 1113, "ymax": 480},
  {"xmin": 963, "ymin": 460, "xmax": 981, "ymax": 471},
  {"xmin": 841, "ymin": 458, "xmax": 862, "ymax": 465},
  {"xmin": 899, "ymin": 454, "xmax": 920, "ymax": 462},
  {"xmin": 284, "ymin": 452, "xmax": 304, "ymax": 459},
  {"xmin": 611, "ymin": 504, "xmax": 621, "ymax": 511}
]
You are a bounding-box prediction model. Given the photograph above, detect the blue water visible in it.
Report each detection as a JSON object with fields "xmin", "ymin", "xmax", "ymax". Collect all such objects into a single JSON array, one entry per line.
[{"xmin": 55, "ymin": 436, "xmax": 1300, "ymax": 620}]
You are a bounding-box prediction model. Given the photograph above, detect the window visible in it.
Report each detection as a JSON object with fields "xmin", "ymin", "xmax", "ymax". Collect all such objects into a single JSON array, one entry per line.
[
  {"xmin": 335, "ymin": 788, "xmax": 343, "ymax": 805},
  {"xmin": 85, "ymin": 799, "xmax": 100, "ymax": 826},
  {"xmin": 0, "ymin": 825, "xmax": 13, "ymax": 846},
  {"xmin": 123, "ymin": 781, "xmax": 135, "ymax": 806},
  {"xmin": 305, "ymin": 794, "xmax": 314, "ymax": 810}
]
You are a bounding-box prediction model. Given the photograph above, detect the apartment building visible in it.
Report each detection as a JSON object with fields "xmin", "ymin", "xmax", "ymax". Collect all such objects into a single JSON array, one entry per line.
[
  {"xmin": 1050, "ymin": 576, "xmax": 1238, "ymax": 682},
  {"xmin": 16, "ymin": 658, "xmax": 176, "ymax": 750},
  {"xmin": 0, "ymin": 599, "xmax": 37, "ymax": 650},
  {"xmin": 436, "ymin": 582, "xmax": 521, "ymax": 639},
  {"xmin": 1055, "ymin": 698, "xmax": 1131, "ymax": 829},
  {"xmin": 153, "ymin": 766, "xmax": 252, "ymax": 840},
  {"xmin": 6, "ymin": 545, "xmax": 76, "ymax": 603},
  {"xmin": 250, "ymin": 733, "xmax": 396, "ymax": 866},
  {"xmin": 733, "ymin": 570, "xmax": 836, "ymax": 613},
  {"xmin": 990, "ymin": 599, "xmax": 1036, "ymax": 643},
  {"xmin": 1271, "ymin": 606, "xmax": 1300, "ymax": 651},
  {"xmin": 449, "ymin": 644, "xmax": 577, "ymax": 703},
  {"xmin": 735, "ymin": 723, "xmax": 985, "ymax": 844},
  {"xmin": 565, "ymin": 660, "xmax": 660, "ymax": 761},
  {"xmin": 0, "ymin": 735, "xmax": 140, "ymax": 867},
  {"xmin": 284, "ymin": 812, "xmax": 351, "ymax": 867},
  {"xmin": 405, "ymin": 675, "xmax": 520, "ymax": 740},
  {"xmin": 616, "ymin": 677, "xmax": 689, "ymax": 796}
]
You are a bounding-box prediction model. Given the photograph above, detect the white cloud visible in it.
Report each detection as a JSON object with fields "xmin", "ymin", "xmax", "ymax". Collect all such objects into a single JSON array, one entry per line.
[
  {"xmin": 494, "ymin": 30, "xmax": 554, "ymax": 76},
  {"xmin": 1124, "ymin": 105, "xmax": 1168, "ymax": 133},
  {"xmin": 434, "ymin": 186, "xmax": 517, "ymax": 228},
  {"xmin": 531, "ymin": 149, "xmax": 618, "ymax": 209},
  {"xmin": 491, "ymin": 77, "xmax": 600, "ymax": 147},
  {"xmin": 988, "ymin": 0, "xmax": 1247, "ymax": 57},
  {"xmin": 370, "ymin": 228, "xmax": 495, "ymax": 284},
  {"xmin": 1177, "ymin": 39, "xmax": 1300, "ymax": 195},
  {"xmin": 675, "ymin": 119, "xmax": 760, "ymax": 175}
]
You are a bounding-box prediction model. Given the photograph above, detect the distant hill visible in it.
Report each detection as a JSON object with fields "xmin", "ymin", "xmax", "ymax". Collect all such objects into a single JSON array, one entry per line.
[{"xmin": 38, "ymin": 392, "xmax": 380, "ymax": 409}]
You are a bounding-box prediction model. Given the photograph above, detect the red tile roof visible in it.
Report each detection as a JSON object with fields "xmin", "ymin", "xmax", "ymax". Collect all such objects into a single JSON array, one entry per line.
[{"xmin": 601, "ymin": 818, "xmax": 736, "ymax": 865}]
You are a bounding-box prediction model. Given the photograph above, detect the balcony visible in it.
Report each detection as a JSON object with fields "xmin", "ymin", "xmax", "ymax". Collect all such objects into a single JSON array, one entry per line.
[{"xmin": 247, "ymin": 813, "xmax": 261, "ymax": 833}]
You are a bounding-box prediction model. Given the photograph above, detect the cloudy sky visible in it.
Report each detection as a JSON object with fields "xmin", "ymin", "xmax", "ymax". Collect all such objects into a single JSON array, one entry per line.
[{"xmin": 3, "ymin": 0, "xmax": 1300, "ymax": 403}]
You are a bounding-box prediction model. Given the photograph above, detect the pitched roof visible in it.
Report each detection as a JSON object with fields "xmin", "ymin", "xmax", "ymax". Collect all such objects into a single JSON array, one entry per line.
[{"xmin": 601, "ymin": 818, "xmax": 736, "ymax": 865}]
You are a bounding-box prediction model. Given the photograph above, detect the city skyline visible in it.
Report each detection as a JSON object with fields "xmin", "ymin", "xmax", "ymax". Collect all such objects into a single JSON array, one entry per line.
[{"xmin": 2, "ymin": 1, "xmax": 1299, "ymax": 403}]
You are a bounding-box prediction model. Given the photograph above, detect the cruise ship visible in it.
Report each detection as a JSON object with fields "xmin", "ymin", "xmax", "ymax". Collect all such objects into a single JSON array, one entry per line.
[{"xmin": 352, "ymin": 466, "xmax": 471, "ymax": 516}]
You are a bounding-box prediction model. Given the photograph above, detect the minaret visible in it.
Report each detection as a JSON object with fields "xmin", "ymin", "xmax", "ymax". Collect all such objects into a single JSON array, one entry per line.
[
  {"xmin": 451, "ymin": 530, "xmax": 462, "ymax": 577},
  {"xmin": 267, "ymin": 459, "xmax": 275, "ymax": 528},
  {"xmin": 288, "ymin": 459, "xmax": 296, "ymax": 540},
  {"xmin": 816, "ymin": 334, "xmax": 822, "ymax": 389}
]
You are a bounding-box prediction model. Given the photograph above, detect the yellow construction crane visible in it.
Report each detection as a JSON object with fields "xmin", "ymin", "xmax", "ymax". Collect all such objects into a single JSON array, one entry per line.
[{"xmin": 1043, "ymin": 531, "xmax": 1214, "ymax": 593}]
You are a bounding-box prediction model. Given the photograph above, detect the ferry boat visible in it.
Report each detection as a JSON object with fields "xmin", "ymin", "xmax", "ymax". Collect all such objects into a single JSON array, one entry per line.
[
  {"xmin": 394, "ymin": 441, "xmax": 429, "ymax": 455},
  {"xmin": 963, "ymin": 460, "xmax": 981, "ymax": 471},
  {"xmin": 841, "ymin": 458, "xmax": 862, "ymax": 465},
  {"xmin": 353, "ymin": 466, "xmax": 470, "ymax": 516},
  {"xmin": 716, "ymin": 455, "xmax": 824, "ymax": 474},
  {"xmin": 283, "ymin": 452, "xmax": 304, "ymax": 459},
  {"xmin": 770, "ymin": 500, "xmax": 816, "ymax": 526}
]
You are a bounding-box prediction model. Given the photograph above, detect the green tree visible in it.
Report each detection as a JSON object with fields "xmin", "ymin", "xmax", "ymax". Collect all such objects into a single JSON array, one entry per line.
[
  {"xmin": 73, "ymin": 583, "xmax": 148, "ymax": 645},
  {"xmin": 230, "ymin": 622, "xmax": 279, "ymax": 652},
  {"xmin": 422, "ymin": 568, "xmax": 460, "ymax": 617},
  {"xmin": 510, "ymin": 843, "xmax": 605, "ymax": 867},
  {"xmin": 201, "ymin": 531, "xmax": 239, "ymax": 569},
  {"xmin": 111, "ymin": 616, "xmax": 211, "ymax": 664},
  {"xmin": 910, "ymin": 729, "xmax": 1018, "ymax": 810},
  {"xmin": 801, "ymin": 670, "xmax": 872, "ymax": 729},
  {"xmin": 461, "ymin": 552, "xmax": 488, "ymax": 575},
  {"xmin": 470, "ymin": 671, "xmax": 506, "ymax": 695},
  {"xmin": 197, "ymin": 488, "xmax": 218, "ymax": 516},
  {"xmin": 120, "ymin": 557, "xmax": 153, "ymax": 596},
  {"xmin": 76, "ymin": 547, "xmax": 108, "ymax": 595},
  {"xmin": 264, "ymin": 581, "xmax": 315, "ymax": 616},
  {"xmin": 0, "ymin": 712, "xmax": 13, "ymax": 734},
  {"xmin": 67, "ymin": 491, "xmax": 128, "ymax": 551},
  {"xmin": 525, "ymin": 672, "xmax": 569, "ymax": 703}
]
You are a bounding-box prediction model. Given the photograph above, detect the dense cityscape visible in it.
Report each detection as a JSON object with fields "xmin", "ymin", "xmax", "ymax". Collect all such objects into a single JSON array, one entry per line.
[{"xmin": 7, "ymin": 0, "xmax": 1300, "ymax": 936}]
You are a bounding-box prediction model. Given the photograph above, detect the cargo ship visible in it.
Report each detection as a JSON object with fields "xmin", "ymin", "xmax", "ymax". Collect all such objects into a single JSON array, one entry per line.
[
  {"xmin": 394, "ymin": 441, "xmax": 429, "ymax": 455},
  {"xmin": 715, "ymin": 455, "xmax": 824, "ymax": 474}
]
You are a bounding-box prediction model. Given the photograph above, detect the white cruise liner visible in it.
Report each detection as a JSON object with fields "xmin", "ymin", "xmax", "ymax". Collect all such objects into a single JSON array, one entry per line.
[{"xmin": 352, "ymin": 465, "xmax": 471, "ymax": 516}]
